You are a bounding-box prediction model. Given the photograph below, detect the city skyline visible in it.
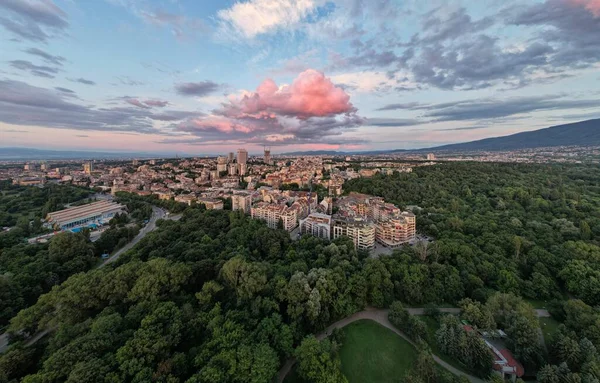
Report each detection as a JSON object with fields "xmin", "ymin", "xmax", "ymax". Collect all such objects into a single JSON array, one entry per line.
[{"xmin": 1, "ymin": 0, "xmax": 600, "ymax": 155}]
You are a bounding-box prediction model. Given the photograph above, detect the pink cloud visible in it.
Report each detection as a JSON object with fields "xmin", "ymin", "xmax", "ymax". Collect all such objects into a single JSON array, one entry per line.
[
  {"xmin": 567, "ymin": 0, "xmax": 600, "ymax": 16},
  {"xmin": 222, "ymin": 69, "xmax": 355, "ymax": 119},
  {"xmin": 125, "ymin": 98, "xmax": 150, "ymax": 109},
  {"xmin": 182, "ymin": 117, "xmax": 252, "ymax": 134}
]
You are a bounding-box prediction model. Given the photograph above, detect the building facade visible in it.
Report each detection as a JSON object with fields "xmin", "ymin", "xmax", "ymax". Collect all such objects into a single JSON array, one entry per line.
[
  {"xmin": 231, "ymin": 192, "xmax": 253, "ymax": 213},
  {"xmin": 251, "ymin": 202, "xmax": 297, "ymax": 231},
  {"xmin": 299, "ymin": 213, "xmax": 332, "ymax": 240}
]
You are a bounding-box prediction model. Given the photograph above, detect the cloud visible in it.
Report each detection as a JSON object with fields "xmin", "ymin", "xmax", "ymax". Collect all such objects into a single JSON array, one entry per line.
[
  {"xmin": 55, "ymin": 87, "xmax": 75, "ymax": 94},
  {"xmin": 331, "ymin": 70, "xmax": 418, "ymax": 93},
  {"xmin": 217, "ymin": 0, "xmax": 323, "ymax": 39},
  {"xmin": 9, "ymin": 60, "xmax": 60, "ymax": 78},
  {"xmin": 115, "ymin": 76, "xmax": 144, "ymax": 86},
  {"xmin": 382, "ymin": 95, "xmax": 600, "ymax": 122},
  {"xmin": 0, "ymin": 0, "xmax": 68, "ymax": 42},
  {"xmin": 175, "ymin": 81, "xmax": 221, "ymax": 96},
  {"xmin": 75, "ymin": 134, "xmax": 88, "ymax": 137},
  {"xmin": 568, "ymin": 0, "xmax": 600, "ymax": 16},
  {"xmin": 0, "ymin": 80, "xmax": 197, "ymax": 134},
  {"xmin": 365, "ymin": 118, "xmax": 421, "ymax": 127},
  {"xmin": 507, "ymin": 0, "xmax": 600, "ymax": 71},
  {"xmin": 166, "ymin": 69, "xmax": 363, "ymax": 147},
  {"xmin": 68, "ymin": 77, "xmax": 96, "ymax": 86},
  {"xmin": 124, "ymin": 98, "xmax": 151, "ymax": 109},
  {"xmin": 123, "ymin": 98, "xmax": 169, "ymax": 108},
  {"xmin": 418, "ymin": 6, "xmax": 493, "ymax": 44},
  {"xmin": 23, "ymin": 47, "xmax": 66, "ymax": 66},
  {"xmin": 144, "ymin": 99, "xmax": 169, "ymax": 107},
  {"xmin": 220, "ymin": 69, "xmax": 355, "ymax": 119},
  {"xmin": 140, "ymin": 9, "xmax": 209, "ymax": 40},
  {"xmin": 376, "ymin": 102, "xmax": 424, "ymax": 111}
]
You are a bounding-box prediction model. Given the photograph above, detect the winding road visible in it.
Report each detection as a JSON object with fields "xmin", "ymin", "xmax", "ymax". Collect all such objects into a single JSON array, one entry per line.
[
  {"xmin": 99, "ymin": 206, "xmax": 165, "ymax": 267},
  {"xmin": 0, "ymin": 207, "xmax": 172, "ymax": 354},
  {"xmin": 277, "ymin": 307, "xmax": 551, "ymax": 383}
]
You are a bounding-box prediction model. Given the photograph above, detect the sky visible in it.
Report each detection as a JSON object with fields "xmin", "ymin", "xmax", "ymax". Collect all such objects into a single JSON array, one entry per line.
[{"xmin": 0, "ymin": 0, "xmax": 599, "ymax": 155}]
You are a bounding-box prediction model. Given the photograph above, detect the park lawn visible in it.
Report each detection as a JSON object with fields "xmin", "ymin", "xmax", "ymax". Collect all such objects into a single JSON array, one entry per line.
[
  {"xmin": 338, "ymin": 319, "xmax": 417, "ymax": 383},
  {"xmin": 539, "ymin": 317, "xmax": 561, "ymax": 343}
]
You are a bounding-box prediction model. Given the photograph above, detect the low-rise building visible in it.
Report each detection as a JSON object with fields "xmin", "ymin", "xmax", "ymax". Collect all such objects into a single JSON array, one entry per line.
[
  {"xmin": 197, "ymin": 198, "xmax": 223, "ymax": 210},
  {"xmin": 46, "ymin": 200, "xmax": 127, "ymax": 230}
]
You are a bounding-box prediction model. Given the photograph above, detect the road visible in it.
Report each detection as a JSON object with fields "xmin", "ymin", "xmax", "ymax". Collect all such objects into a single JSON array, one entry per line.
[
  {"xmin": 98, "ymin": 206, "xmax": 165, "ymax": 268},
  {"xmin": 0, "ymin": 206, "xmax": 174, "ymax": 354},
  {"xmin": 276, "ymin": 306, "xmax": 551, "ymax": 383}
]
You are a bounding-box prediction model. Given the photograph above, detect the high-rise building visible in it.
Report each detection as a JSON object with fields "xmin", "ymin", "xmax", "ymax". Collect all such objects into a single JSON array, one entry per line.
[
  {"xmin": 40, "ymin": 163, "xmax": 48, "ymax": 171},
  {"xmin": 427, "ymin": 153, "xmax": 436, "ymax": 161},
  {"xmin": 132, "ymin": 159, "xmax": 139, "ymax": 165},
  {"xmin": 228, "ymin": 152, "xmax": 235, "ymax": 163},
  {"xmin": 264, "ymin": 147, "xmax": 272, "ymax": 165},
  {"xmin": 237, "ymin": 148, "xmax": 248, "ymax": 165},
  {"xmin": 83, "ymin": 161, "xmax": 93, "ymax": 175}
]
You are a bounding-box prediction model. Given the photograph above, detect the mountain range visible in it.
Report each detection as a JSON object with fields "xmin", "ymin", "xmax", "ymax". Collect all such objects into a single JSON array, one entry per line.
[
  {"xmin": 284, "ymin": 118, "xmax": 600, "ymax": 155},
  {"xmin": 1, "ymin": 118, "xmax": 599, "ymax": 160}
]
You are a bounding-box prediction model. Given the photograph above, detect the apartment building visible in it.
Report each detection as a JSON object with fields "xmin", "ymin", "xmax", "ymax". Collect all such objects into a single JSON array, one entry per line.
[
  {"xmin": 197, "ymin": 198, "xmax": 224, "ymax": 210},
  {"xmin": 251, "ymin": 202, "xmax": 297, "ymax": 231},
  {"xmin": 299, "ymin": 213, "xmax": 332, "ymax": 240},
  {"xmin": 231, "ymin": 192, "xmax": 253, "ymax": 214},
  {"xmin": 332, "ymin": 217, "xmax": 375, "ymax": 250}
]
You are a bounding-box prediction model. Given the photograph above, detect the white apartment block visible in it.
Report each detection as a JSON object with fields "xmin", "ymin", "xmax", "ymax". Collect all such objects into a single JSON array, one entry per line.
[
  {"xmin": 332, "ymin": 217, "xmax": 376, "ymax": 250},
  {"xmin": 251, "ymin": 202, "xmax": 297, "ymax": 231},
  {"xmin": 299, "ymin": 213, "xmax": 332, "ymax": 240}
]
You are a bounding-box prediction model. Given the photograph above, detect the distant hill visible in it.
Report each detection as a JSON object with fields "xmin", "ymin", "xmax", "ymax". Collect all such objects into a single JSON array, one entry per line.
[
  {"xmin": 282, "ymin": 119, "xmax": 600, "ymax": 155},
  {"xmin": 430, "ymin": 119, "xmax": 600, "ymax": 152}
]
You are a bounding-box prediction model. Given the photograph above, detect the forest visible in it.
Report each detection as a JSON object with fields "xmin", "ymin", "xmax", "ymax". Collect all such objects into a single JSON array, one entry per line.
[{"xmin": 0, "ymin": 162, "xmax": 599, "ymax": 383}]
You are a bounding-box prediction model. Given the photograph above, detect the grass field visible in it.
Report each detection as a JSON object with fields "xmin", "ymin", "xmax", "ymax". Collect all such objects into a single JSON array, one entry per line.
[
  {"xmin": 539, "ymin": 317, "xmax": 561, "ymax": 344},
  {"xmin": 338, "ymin": 319, "xmax": 418, "ymax": 383}
]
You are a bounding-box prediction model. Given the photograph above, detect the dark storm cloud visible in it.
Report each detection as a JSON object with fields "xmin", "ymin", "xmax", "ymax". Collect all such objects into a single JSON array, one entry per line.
[
  {"xmin": 9, "ymin": 60, "xmax": 60, "ymax": 78},
  {"xmin": 0, "ymin": 0, "xmax": 68, "ymax": 42},
  {"xmin": 68, "ymin": 77, "xmax": 96, "ymax": 86},
  {"xmin": 175, "ymin": 81, "xmax": 221, "ymax": 96},
  {"xmin": 0, "ymin": 80, "xmax": 198, "ymax": 134},
  {"xmin": 24, "ymin": 48, "xmax": 66, "ymax": 66},
  {"xmin": 382, "ymin": 95, "xmax": 600, "ymax": 122}
]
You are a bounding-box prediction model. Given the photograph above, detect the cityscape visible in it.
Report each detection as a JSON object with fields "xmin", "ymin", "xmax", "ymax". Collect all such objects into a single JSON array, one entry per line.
[{"xmin": 1, "ymin": 0, "xmax": 600, "ymax": 383}]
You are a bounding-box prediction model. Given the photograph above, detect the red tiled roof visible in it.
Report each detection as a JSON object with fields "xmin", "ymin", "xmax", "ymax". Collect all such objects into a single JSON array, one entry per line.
[{"xmin": 499, "ymin": 349, "xmax": 524, "ymax": 377}]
